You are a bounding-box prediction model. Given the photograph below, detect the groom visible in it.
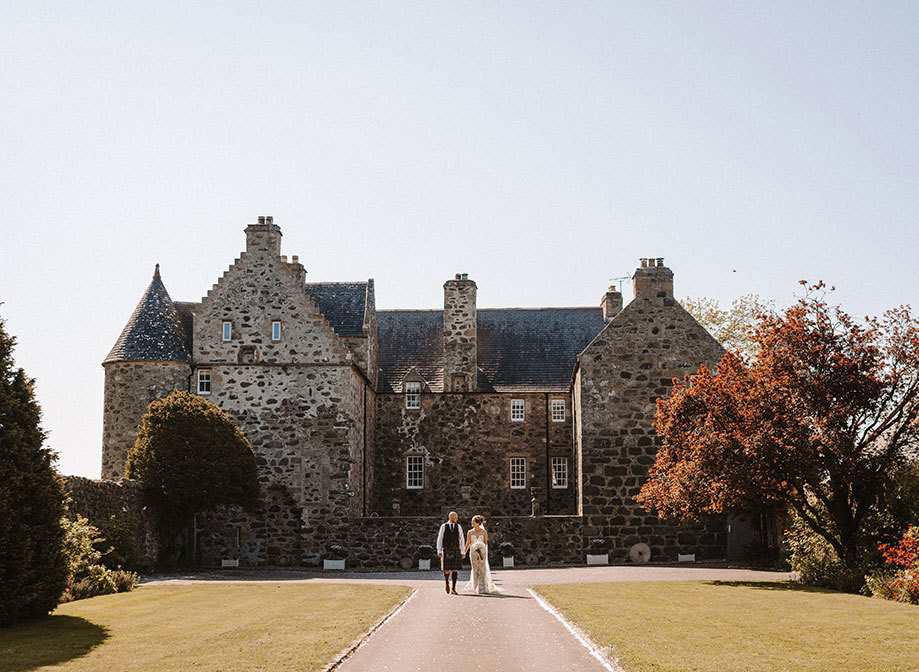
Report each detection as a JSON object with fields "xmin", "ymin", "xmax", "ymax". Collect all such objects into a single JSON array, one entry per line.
[{"xmin": 436, "ymin": 511, "xmax": 465, "ymax": 595}]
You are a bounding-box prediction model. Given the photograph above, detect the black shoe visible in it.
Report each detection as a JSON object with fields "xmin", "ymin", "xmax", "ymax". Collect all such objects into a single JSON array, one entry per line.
[{"xmin": 451, "ymin": 589, "xmax": 458, "ymax": 594}]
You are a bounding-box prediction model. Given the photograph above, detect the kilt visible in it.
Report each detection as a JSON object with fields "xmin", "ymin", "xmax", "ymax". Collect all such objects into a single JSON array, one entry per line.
[{"xmin": 442, "ymin": 548, "xmax": 463, "ymax": 571}]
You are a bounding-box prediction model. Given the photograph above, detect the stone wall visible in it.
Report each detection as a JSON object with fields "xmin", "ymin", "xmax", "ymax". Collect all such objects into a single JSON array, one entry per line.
[
  {"xmin": 576, "ymin": 271, "xmax": 728, "ymax": 561},
  {"xmin": 62, "ymin": 476, "xmax": 158, "ymax": 566},
  {"xmin": 373, "ymin": 392, "xmax": 577, "ymax": 518},
  {"xmin": 101, "ymin": 360, "xmax": 191, "ymax": 479}
]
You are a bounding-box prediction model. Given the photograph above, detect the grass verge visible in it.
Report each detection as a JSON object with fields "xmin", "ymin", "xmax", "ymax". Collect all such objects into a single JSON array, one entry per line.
[
  {"xmin": 534, "ymin": 580, "xmax": 919, "ymax": 672},
  {"xmin": 0, "ymin": 582, "xmax": 411, "ymax": 672}
]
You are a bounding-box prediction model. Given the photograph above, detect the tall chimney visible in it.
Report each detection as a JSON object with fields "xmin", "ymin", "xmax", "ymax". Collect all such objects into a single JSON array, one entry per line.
[
  {"xmin": 632, "ymin": 257, "xmax": 673, "ymax": 301},
  {"xmin": 601, "ymin": 286, "xmax": 623, "ymax": 321},
  {"xmin": 244, "ymin": 214, "xmax": 282, "ymax": 257},
  {"xmin": 443, "ymin": 273, "xmax": 477, "ymax": 392}
]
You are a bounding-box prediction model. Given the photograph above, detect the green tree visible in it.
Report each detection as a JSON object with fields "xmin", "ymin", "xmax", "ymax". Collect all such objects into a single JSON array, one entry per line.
[
  {"xmin": 126, "ymin": 391, "xmax": 260, "ymax": 565},
  {"xmin": 0, "ymin": 313, "xmax": 68, "ymax": 626},
  {"xmin": 683, "ymin": 294, "xmax": 774, "ymax": 360}
]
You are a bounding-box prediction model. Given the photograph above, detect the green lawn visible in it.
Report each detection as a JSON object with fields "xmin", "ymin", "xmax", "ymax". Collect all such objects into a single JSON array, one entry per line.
[
  {"xmin": 535, "ymin": 581, "xmax": 919, "ymax": 672},
  {"xmin": 0, "ymin": 582, "xmax": 411, "ymax": 672}
]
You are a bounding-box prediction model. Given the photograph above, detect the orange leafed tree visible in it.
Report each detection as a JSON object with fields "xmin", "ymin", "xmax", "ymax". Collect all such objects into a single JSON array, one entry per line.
[{"xmin": 638, "ymin": 282, "xmax": 919, "ymax": 569}]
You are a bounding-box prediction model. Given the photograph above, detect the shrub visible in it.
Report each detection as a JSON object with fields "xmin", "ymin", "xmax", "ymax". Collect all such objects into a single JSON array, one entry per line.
[
  {"xmin": 94, "ymin": 510, "xmax": 140, "ymax": 571},
  {"xmin": 870, "ymin": 527, "xmax": 919, "ymax": 605},
  {"xmin": 127, "ymin": 391, "xmax": 260, "ymax": 567},
  {"xmin": 499, "ymin": 541, "xmax": 515, "ymax": 557},
  {"xmin": 786, "ymin": 513, "xmax": 867, "ymax": 593},
  {"xmin": 326, "ymin": 545, "xmax": 347, "ymax": 560},
  {"xmin": 61, "ymin": 515, "xmax": 104, "ymax": 579},
  {"xmin": 0, "ymin": 315, "xmax": 68, "ymax": 626},
  {"xmin": 418, "ymin": 545, "xmax": 434, "ymax": 560}
]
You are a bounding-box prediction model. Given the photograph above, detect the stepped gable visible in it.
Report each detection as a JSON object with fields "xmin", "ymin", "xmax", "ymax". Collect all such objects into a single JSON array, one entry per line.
[
  {"xmin": 304, "ymin": 282, "xmax": 368, "ymax": 337},
  {"xmin": 377, "ymin": 307, "xmax": 606, "ymax": 393},
  {"xmin": 104, "ymin": 265, "xmax": 191, "ymax": 364}
]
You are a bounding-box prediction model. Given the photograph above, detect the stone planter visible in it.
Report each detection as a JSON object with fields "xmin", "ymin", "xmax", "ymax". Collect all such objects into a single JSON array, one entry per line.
[
  {"xmin": 502, "ymin": 556, "xmax": 514, "ymax": 568},
  {"xmin": 586, "ymin": 553, "xmax": 609, "ymax": 566},
  {"xmin": 418, "ymin": 558, "xmax": 432, "ymax": 570},
  {"xmin": 678, "ymin": 553, "xmax": 696, "ymax": 563},
  {"xmin": 323, "ymin": 559, "xmax": 345, "ymax": 570},
  {"xmin": 221, "ymin": 558, "xmax": 239, "ymax": 568}
]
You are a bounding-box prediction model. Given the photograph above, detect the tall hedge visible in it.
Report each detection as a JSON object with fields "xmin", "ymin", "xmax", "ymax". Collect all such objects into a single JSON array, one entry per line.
[
  {"xmin": 126, "ymin": 391, "xmax": 259, "ymax": 564},
  {"xmin": 0, "ymin": 315, "xmax": 68, "ymax": 626}
]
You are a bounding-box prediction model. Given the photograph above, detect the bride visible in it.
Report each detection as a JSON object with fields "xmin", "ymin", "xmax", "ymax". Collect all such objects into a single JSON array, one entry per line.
[{"xmin": 463, "ymin": 515, "xmax": 501, "ymax": 594}]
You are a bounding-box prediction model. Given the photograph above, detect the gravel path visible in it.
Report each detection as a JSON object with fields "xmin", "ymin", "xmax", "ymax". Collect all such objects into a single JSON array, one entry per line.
[{"xmin": 151, "ymin": 564, "xmax": 790, "ymax": 672}]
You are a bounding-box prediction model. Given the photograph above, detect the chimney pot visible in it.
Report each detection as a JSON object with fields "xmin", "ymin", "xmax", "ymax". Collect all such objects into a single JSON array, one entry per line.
[
  {"xmin": 258, "ymin": 216, "xmax": 266, "ymax": 224},
  {"xmin": 291, "ymin": 255, "xmax": 299, "ymax": 264},
  {"xmin": 280, "ymin": 255, "xmax": 287, "ymax": 263},
  {"xmin": 266, "ymin": 216, "xmax": 273, "ymax": 225}
]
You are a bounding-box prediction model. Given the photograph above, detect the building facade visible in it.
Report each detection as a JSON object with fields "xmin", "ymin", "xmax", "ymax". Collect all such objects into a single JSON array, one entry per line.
[{"xmin": 102, "ymin": 216, "xmax": 726, "ymax": 566}]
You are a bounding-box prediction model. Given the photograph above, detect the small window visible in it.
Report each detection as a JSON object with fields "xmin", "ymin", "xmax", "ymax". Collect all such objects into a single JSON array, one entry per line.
[
  {"xmin": 510, "ymin": 399, "xmax": 525, "ymax": 422},
  {"xmin": 510, "ymin": 457, "xmax": 526, "ymax": 489},
  {"xmin": 271, "ymin": 320, "xmax": 281, "ymax": 341},
  {"xmin": 405, "ymin": 382, "xmax": 421, "ymax": 410},
  {"xmin": 551, "ymin": 399, "xmax": 566, "ymax": 422},
  {"xmin": 197, "ymin": 369, "xmax": 211, "ymax": 395},
  {"xmin": 406, "ymin": 455, "xmax": 424, "ymax": 489},
  {"xmin": 552, "ymin": 457, "xmax": 568, "ymax": 488},
  {"xmin": 222, "ymin": 321, "xmax": 232, "ymax": 342}
]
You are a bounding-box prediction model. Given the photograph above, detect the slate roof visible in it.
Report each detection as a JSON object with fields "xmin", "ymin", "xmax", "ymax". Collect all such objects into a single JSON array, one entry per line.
[
  {"xmin": 377, "ymin": 307, "xmax": 607, "ymax": 393},
  {"xmin": 104, "ymin": 266, "xmax": 192, "ymax": 364},
  {"xmin": 305, "ymin": 282, "xmax": 368, "ymax": 338}
]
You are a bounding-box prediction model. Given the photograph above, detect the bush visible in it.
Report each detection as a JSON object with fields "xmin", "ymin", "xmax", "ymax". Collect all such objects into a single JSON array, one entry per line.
[
  {"xmin": 326, "ymin": 545, "xmax": 346, "ymax": 560},
  {"xmin": 0, "ymin": 316, "xmax": 68, "ymax": 626},
  {"xmin": 127, "ymin": 391, "xmax": 260, "ymax": 566},
  {"xmin": 94, "ymin": 509, "xmax": 140, "ymax": 571},
  {"xmin": 418, "ymin": 545, "xmax": 434, "ymax": 560},
  {"xmin": 869, "ymin": 527, "xmax": 919, "ymax": 605},
  {"xmin": 59, "ymin": 515, "xmax": 139, "ymax": 603},
  {"xmin": 786, "ymin": 513, "xmax": 867, "ymax": 593},
  {"xmin": 498, "ymin": 541, "xmax": 515, "ymax": 557}
]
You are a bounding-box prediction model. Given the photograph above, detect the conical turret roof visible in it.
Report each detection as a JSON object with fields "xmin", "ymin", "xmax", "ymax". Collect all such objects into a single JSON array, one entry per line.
[{"xmin": 104, "ymin": 264, "xmax": 192, "ymax": 364}]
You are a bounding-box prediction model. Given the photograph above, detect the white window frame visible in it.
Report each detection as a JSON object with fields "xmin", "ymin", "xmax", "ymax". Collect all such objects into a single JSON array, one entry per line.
[
  {"xmin": 196, "ymin": 369, "xmax": 211, "ymax": 395},
  {"xmin": 551, "ymin": 399, "xmax": 566, "ymax": 422},
  {"xmin": 406, "ymin": 455, "xmax": 424, "ymax": 489},
  {"xmin": 552, "ymin": 456, "xmax": 569, "ymax": 489},
  {"xmin": 404, "ymin": 382, "xmax": 421, "ymax": 410},
  {"xmin": 510, "ymin": 457, "xmax": 527, "ymax": 489},
  {"xmin": 510, "ymin": 399, "xmax": 525, "ymax": 422},
  {"xmin": 271, "ymin": 320, "xmax": 281, "ymax": 341},
  {"xmin": 221, "ymin": 321, "xmax": 232, "ymax": 342}
]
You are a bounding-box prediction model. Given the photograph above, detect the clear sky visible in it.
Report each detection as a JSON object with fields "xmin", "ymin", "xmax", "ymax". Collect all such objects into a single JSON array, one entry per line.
[{"xmin": 1, "ymin": 2, "xmax": 917, "ymax": 478}]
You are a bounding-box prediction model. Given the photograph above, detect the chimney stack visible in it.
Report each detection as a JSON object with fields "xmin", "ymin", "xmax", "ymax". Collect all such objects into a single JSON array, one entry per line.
[
  {"xmin": 443, "ymin": 273, "xmax": 477, "ymax": 392},
  {"xmin": 601, "ymin": 286, "xmax": 623, "ymax": 321},
  {"xmin": 632, "ymin": 257, "xmax": 673, "ymax": 301},
  {"xmin": 245, "ymin": 214, "xmax": 282, "ymax": 257}
]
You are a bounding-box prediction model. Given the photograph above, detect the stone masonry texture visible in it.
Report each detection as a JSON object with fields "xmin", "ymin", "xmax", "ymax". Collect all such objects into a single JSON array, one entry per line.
[{"xmin": 92, "ymin": 219, "xmax": 729, "ymax": 567}]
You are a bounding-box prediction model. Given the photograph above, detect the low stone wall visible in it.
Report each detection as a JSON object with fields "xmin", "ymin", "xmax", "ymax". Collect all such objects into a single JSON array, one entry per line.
[{"xmin": 62, "ymin": 475, "xmax": 158, "ymax": 566}]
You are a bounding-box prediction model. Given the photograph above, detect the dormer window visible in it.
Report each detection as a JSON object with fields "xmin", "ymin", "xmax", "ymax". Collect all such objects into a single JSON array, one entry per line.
[
  {"xmin": 222, "ymin": 321, "xmax": 232, "ymax": 342},
  {"xmin": 271, "ymin": 321, "xmax": 281, "ymax": 341},
  {"xmin": 405, "ymin": 382, "xmax": 421, "ymax": 410}
]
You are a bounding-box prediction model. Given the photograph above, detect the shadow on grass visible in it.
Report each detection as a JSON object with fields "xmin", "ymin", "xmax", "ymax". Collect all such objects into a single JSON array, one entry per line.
[
  {"xmin": 0, "ymin": 614, "xmax": 109, "ymax": 672},
  {"xmin": 705, "ymin": 580, "xmax": 838, "ymax": 594}
]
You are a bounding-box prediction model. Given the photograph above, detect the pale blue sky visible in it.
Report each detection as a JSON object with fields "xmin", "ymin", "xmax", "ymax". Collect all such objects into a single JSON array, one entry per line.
[{"xmin": 1, "ymin": 2, "xmax": 917, "ymax": 477}]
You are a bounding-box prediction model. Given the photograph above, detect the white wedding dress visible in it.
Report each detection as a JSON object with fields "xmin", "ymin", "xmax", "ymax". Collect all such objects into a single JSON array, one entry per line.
[{"xmin": 465, "ymin": 530, "xmax": 501, "ymax": 594}]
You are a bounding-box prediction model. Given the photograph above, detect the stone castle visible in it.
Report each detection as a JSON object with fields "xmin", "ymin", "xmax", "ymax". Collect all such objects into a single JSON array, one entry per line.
[{"xmin": 101, "ymin": 216, "xmax": 726, "ymax": 567}]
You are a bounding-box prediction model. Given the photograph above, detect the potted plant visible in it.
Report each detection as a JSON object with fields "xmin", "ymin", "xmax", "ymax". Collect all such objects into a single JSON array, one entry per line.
[
  {"xmin": 418, "ymin": 544, "xmax": 434, "ymax": 570},
  {"xmin": 499, "ymin": 541, "xmax": 516, "ymax": 568},
  {"xmin": 587, "ymin": 538, "xmax": 609, "ymax": 566},
  {"xmin": 323, "ymin": 544, "xmax": 346, "ymax": 570}
]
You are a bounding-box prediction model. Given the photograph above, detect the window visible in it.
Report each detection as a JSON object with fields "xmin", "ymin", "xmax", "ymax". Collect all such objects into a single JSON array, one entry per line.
[
  {"xmin": 222, "ymin": 321, "xmax": 232, "ymax": 342},
  {"xmin": 510, "ymin": 457, "xmax": 527, "ymax": 489},
  {"xmin": 510, "ymin": 399, "xmax": 525, "ymax": 422},
  {"xmin": 551, "ymin": 399, "xmax": 566, "ymax": 422},
  {"xmin": 405, "ymin": 382, "xmax": 421, "ymax": 410},
  {"xmin": 552, "ymin": 457, "xmax": 568, "ymax": 488},
  {"xmin": 406, "ymin": 455, "xmax": 424, "ymax": 489},
  {"xmin": 271, "ymin": 320, "xmax": 281, "ymax": 341},
  {"xmin": 197, "ymin": 369, "xmax": 211, "ymax": 395}
]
